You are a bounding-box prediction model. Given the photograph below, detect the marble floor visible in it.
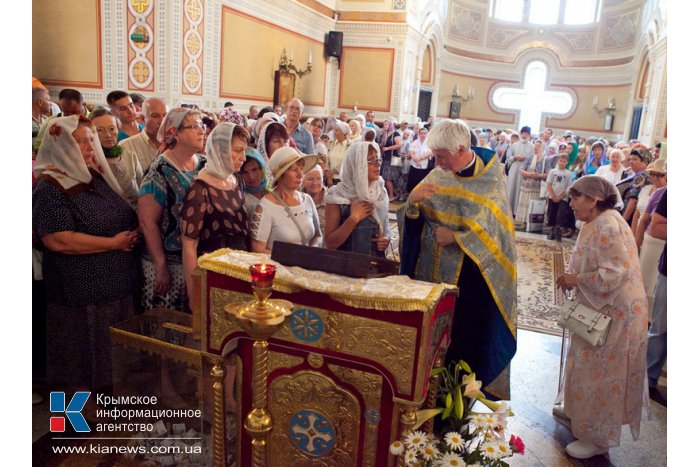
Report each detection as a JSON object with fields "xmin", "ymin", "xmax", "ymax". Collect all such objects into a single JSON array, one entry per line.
[{"xmin": 508, "ymin": 329, "xmax": 667, "ymax": 466}]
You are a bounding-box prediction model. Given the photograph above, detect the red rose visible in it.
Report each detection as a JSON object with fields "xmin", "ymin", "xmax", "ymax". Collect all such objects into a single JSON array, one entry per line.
[
  {"xmin": 49, "ymin": 125, "xmax": 62, "ymax": 137},
  {"xmin": 509, "ymin": 434, "xmax": 525, "ymax": 455}
]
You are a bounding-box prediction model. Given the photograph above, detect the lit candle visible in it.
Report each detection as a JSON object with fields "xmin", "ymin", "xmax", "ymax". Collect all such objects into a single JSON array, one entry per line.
[
  {"xmin": 290, "ymin": 49, "xmax": 295, "ymax": 61},
  {"xmin": 250, "ymin": 263, "xmax": 277, "ymax": 284},
  {"xmin": 308, "ymin": 49, "xmax": 312, "ymax": 65},
  {"xmin": 593, "ymin": 96, "xmax": 598, "ymax": 107}
]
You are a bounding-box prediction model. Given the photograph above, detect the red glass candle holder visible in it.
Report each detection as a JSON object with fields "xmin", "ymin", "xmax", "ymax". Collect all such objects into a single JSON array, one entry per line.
[{"xmin": 250, "ymin": 263, "xmax": 277, "ymax": 286}]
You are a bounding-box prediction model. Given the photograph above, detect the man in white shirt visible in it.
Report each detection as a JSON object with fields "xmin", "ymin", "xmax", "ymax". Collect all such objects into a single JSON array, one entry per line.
[
  {"xmin": 119, "ymin": 97, "xmax": 168, "ymax": 175},
  {"xmin": 406, "ymin": 127, "xmax": 433, "ymax": 193}
]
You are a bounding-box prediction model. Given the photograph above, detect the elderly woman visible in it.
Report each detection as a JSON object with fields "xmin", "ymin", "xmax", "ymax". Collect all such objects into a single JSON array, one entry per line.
[
  {"xmin": 89, "ymin": 107, "xmax": 143, "ymax": 205},
  {"xmin": 362, "ymin": 126, "xmax": 378, "ymax": 143},
  {"xmin": 595, "ymin": 148, "xmax": 624, "ymax": 185},
  {"xmin": 303, "ymin": 164, "xmax": 328, "ymax": 234},
  {"xmin": 325, "ymin": 142, "xmax": 390, "ymax": 257},
  {"xmin": 634, "ymin": 160, "xmax": 667, "ymax": 312},
  {"xmin": 250, "ymin": 147, "xmax": 321, "ymax": 253},
  {"xmin": 348, "ymin": 119, "xmax": 363, "ymax": 143},
  {"xmin": 619, "ymin": 149, "xmax": 651, "ymax": 224},
  {"xmin": 33, "ymin": 116, "xmax": 139, "ymax": 391},
  {"xmin": 380, "ymin": 119, "xmax": 403, "ymax": 200},
  {"xmin": 514, "ymin": 140, "xmax": 547, "ymax": 226},
  {"xmin": 554, "ymin": 175, "xmax": 648, "ymax": 460},
  {"xmin": 326, "ymin": 121, "xmax": 351, "ymax": 186},
  {"xmin": 137, "ymin": 107, "xmax": 206, "ymax": 311},
  {"xmin": 240, "ymin": 148, "xmax": 270, "ymax": 218},
  {"xmin": 632, "ymin": 158, "xmax": 666, "ymax": 237},
  {"xmin": 181, "ymin": 123, "xmax": 250, "ymax": 311}
]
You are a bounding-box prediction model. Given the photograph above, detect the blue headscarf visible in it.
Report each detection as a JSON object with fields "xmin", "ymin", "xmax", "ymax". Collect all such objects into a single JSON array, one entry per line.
[
  {"xmin": 243, "ymin": 148, "xmax": 270, "ymax": 194},
  {"xmin": 583, "ymin": 140, "xmax": 608, "ymax": 175}
]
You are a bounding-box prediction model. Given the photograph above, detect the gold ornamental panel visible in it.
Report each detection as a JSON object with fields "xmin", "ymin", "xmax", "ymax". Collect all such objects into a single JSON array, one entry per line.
[
  {"xmin": 208, "ymin": 287, "xmax": 248, "ymax": 350},
  {"xmin": 269, "ymin": 351, "xmax": 305, "ymax": 373},
  {"xmin": 208, "ymin": 287, "xmax": 418, "ymax": 394},
  {"xmin": 328, "ymin": 365, "xmax": 383, "ymax": 467},
  {"xmin": 268, "ymin": 371, "xmax": 360, "ymax": 466},
  {"xmin": 275, "ymin": 305, "xmax": 417, "ymax": 394}
]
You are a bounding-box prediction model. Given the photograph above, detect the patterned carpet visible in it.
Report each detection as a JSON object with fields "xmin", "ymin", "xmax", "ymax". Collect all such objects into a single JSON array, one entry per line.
[
  {"xmin": 514, "ymin": 237, "xmax": 573, "ymax": 336},
  {"xmin": 387, "ymin": 209, "xmax": 571, "ymax": 335}
]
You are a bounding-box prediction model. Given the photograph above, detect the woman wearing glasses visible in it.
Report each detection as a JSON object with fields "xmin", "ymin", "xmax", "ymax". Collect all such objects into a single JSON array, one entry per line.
[
  {"xmin": 137, "ymin": 107, "xmax": 207, "ymax": 311},
  {"xmin": 308, "ymin": 117, "xmax": 328, "ymax": 159},
  {"xmin": 324, "ymin": 142, "xmax": 390, "ymax": 257}
]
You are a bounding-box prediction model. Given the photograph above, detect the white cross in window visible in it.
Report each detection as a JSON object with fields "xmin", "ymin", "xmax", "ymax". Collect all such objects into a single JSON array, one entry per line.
[{"xmin": 493, "ymin": 61, "xmax": 573, "ymax": 134}]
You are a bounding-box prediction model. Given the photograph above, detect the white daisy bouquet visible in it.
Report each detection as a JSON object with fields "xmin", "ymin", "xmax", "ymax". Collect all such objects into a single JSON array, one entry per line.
[{"xmin": 389, "ymin": 360, "xmax": 525, "ymax": 466}]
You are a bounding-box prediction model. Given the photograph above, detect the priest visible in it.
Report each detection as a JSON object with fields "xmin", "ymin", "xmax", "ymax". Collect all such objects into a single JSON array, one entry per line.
[{"xmin": 399, "ymin": 119, "xmax": 517, "ymax": 400}]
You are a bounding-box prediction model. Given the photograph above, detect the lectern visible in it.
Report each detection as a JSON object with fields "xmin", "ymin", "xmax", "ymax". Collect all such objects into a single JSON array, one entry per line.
[{"xmin": 197, "ymin": 249, "xmax": 457, "ymax": 466}]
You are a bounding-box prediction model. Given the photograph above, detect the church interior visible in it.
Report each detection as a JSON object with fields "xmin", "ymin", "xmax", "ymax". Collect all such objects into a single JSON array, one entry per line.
[{"xmin": 29, "ymin": 0, "xmax": 672, "ymax": 465}]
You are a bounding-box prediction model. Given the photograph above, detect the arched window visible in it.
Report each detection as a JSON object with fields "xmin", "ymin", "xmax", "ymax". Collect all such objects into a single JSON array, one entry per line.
[
  {"xmin": 491, "ymin": 0, "xmax": 601, "ymax": 25},
  {"xmin": 492, "ymin": 61, "xmax": 573, "ymax": 134}
]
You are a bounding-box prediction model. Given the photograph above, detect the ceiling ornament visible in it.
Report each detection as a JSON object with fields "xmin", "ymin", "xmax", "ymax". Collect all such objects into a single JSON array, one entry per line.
[
  {"xmin": 552, "ymin": 30, "xmax": 595, "ymax": 52},
  {"xmin": 448, "ymin": 4, "xmax": 483, "ymax": 43},
  {"xmin": 487, "ymin": 25, "xmax": 531, "ymax": 49},
  {"xmin": 600, "ymin": 10, "xmax": 639, "ymax": 50}
]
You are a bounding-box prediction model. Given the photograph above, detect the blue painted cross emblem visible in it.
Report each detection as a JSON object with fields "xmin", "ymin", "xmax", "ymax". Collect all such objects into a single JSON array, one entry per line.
[
  {"xmin": 289, "ymin": 308, "xmax": 323, "ymax": 342},
  {"xmin": 288, "ymin": 410, "xmax": 335, "ymax": 456}
]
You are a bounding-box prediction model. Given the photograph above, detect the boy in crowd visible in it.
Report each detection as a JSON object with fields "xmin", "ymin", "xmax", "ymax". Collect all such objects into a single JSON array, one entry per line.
[{"xmin": 546, "ymin": 153, "xmax": 573, "ymax": 242}]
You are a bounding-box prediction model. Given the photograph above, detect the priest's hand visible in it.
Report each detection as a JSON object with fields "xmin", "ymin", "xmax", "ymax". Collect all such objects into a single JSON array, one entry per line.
[
  {"xmin": 409, "ymin": 183, "xmax": 438, "ymax": 203},
  {"xmin": 435, "ymin": 226, "xmax": 456, "ymax": 246}
]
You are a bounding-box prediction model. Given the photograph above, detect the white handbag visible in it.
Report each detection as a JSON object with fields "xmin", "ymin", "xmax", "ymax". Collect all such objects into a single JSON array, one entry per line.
[
  {"xmin": 557, "ymin": 300, "xmax": 612, "ymax": 347},
  {"xmin": 391, "ymin": 155, "xmax": 402, "ymax": 167}
]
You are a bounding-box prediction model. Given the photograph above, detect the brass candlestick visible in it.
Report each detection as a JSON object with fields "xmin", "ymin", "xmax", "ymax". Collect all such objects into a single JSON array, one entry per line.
[{"xmin": 225, "ymin": 264, "xmax": 292, "ymax": 467}]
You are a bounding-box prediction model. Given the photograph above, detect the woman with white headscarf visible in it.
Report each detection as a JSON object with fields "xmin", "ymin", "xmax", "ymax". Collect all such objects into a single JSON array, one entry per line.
[
  {"xmin": 137, "ymin": 107, "xmax": 207, "ymax": 311},
  {"xmin": 33, "ymin": 115, "xmax": 140, "ymax": 391},
  {"xmin": 554, "ymin": 175, "xmax": 648, "ymax": 460},
  {"xmin": 326, "ymin": 121, "xmax": 352, "ymax": 186},
  {"xmin": 348, "ymin": 119, "xmax": 362, "ymax": 143},
  {"xmin": 181, "ymin": 123, "xmax": 250, "ymax": 311},
  {"xmin": 324, "ymin": 142, "xmax": 390, "ymax": 256}
]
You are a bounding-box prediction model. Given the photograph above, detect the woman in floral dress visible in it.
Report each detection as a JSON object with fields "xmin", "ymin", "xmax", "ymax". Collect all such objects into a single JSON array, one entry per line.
[{"xmin": 555, "ymin": 175, "xmax": 649, "ymax": 460}]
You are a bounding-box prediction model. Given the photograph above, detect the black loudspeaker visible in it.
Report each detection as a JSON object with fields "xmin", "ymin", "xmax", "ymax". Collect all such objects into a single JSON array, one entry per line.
[{"xmin": 326, "ymin": 31, "xmax": 343, "ymax": 59}]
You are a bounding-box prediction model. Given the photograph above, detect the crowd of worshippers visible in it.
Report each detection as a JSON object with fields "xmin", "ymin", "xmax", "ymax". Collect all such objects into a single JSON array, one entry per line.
[
  {"xmin": 30, "ymin": 87, "xmax": 666, "ymax": 383},
  {"xmin": 491, "ymin": 125, "xmax": 666, "ymax": 245},
  {"xmin": 31, "ymin": 87, "xmax": 443, "ymax": 388}
]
